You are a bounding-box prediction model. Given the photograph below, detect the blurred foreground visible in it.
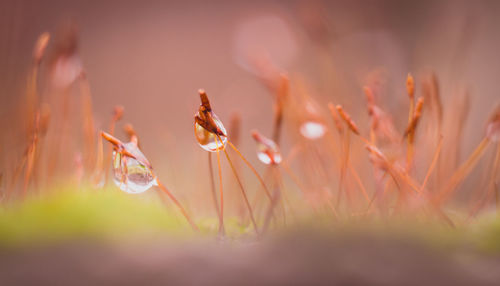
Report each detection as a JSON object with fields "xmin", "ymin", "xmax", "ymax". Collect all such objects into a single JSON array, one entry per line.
[
  {"xmin": 0, "ymin": 191, "xmax": 500, "ymax": 285},
  {"xmin": 2, "ymin": 233, "xmax": 500, "ymax": 286}
]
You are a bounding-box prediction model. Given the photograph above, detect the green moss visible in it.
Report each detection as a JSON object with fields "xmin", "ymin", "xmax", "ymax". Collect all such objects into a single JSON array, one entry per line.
[
  {"xmin": 468, "ymin": 213, "xmax": 500, "ymax": 253},
  {"xmin": 0, "ymin": 187, "xmax": 189, "ymax": 246},
  {"xmin": 2, "ymin": 186, "xmax": 500, "ymax": 254},
  {"xmin": 0, "ymin": 185, "xmax": 260, "ymax": 246}
]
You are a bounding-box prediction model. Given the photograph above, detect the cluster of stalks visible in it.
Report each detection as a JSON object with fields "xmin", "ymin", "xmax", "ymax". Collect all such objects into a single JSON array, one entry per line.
[{"xmin": 1, "ymin": 28, "xmax": 499, "ymax": 236}]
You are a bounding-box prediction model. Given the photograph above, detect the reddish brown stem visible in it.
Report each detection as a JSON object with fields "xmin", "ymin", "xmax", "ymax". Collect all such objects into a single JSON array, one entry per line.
[
  {"xmin": 156, "ymin": 180, "xmax": 199, "ymax": 232},
  {"xmin": 226, "ymin": 140, "xmax": 273, "ymax": 203},
  {"xmin": 213, "ymin": 139, "xmax": 225, "ymax": 235},
  {"xmin": 220, "ymin": 140, "xmax": 259, "ymax": 234}
]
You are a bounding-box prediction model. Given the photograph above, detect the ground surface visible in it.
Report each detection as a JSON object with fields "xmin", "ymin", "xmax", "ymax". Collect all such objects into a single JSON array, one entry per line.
[
  {"xmin": 1, "ymin": 232, "xmax": 500, "ymax": 286},
  {"xmin": 1, "ymin": 191, "xmax": 500, "ymax": 285}
]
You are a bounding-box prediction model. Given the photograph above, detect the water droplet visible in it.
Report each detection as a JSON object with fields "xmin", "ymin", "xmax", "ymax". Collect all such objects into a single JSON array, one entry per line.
[
  {"xmin": 252, "ymin": 131, "xmax": 282, "ymax": 165},
  {"xmin": 257, "ymin": 143, "xmax": 282, "ymax": 165},
  {"xmin": 194, "ymin": 113, "xmax": 227, "ymax": 152},
  {"xmin": 51, "ymin": 55, "xmax": 82, "ymax": 88},
  {"xmin": 112, "ymin": 142, "xmax": 157, "ymax": 194},
  {"xmin": 300, "ymin": 121, "xmax": 326, "ymax": 140}
]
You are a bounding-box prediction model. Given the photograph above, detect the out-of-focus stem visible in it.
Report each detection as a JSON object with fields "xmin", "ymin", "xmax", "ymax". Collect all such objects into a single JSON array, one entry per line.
[
  {"xmin": 221, "ymin": 139, "xmax": 259, "ymax": 235},
  {"xmin": 156, "ymin": 179, "xmax": 199, "ymax": 232},
  {"xmin": 436, "ymin": 138, "xmax": 490, "ymax": 205},
  {"xmin": 212, "ymin": 140, "xmax": 225, "ymax": 235},
  {"xmin": 227, "ymin": 140, "xmax": 272, "ymax": 202}
]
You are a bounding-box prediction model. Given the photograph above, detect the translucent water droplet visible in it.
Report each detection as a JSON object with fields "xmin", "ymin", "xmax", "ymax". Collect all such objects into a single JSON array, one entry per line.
[
  {"xmin": 256, "ymin": 143, "xmax": 282, "ymax": 165},
  {"xmin": 252, "ymin": 131, "xmax": 282, "ymax": 165},
  {"xmin": 194, "ymin": 113, "xmax": 227, "ymax": 152},
  {"xmin": 112, "ymin": 142, "xmax": 157, "ymax": 194},
  {"xmin": 51, "ymin": 55, "xmax": 82, "ymax": 88},
  {"xmin": 300, "ymin": 121, "xmax": 326, "ymax": 140}
]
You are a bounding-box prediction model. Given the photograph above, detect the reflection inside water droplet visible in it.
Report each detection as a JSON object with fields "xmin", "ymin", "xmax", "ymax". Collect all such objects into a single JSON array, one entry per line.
[
  {"xmin": 52, "ymin": 55, "xmax": 82, "ymax": 88},
  {"xmin": 112, "ymin": 143, "xmax": 157, "ymax": 194},
  {"xmin": 300, "ymin": 121, "xmax": 326, "ymax": 140},
  {"xmin": 256, "ymin": 141, "xmax": 282, "ymax": 165},
  {"xmin": 194, "ymin": 113, "xmax": 227, "ymax": 152}
]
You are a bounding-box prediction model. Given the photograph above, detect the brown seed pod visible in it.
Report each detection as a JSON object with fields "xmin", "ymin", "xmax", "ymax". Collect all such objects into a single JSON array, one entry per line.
[
  {"xmin": 33, "ymin": 32, "xmax": 50, "ymax": 65},
  {"xmin": 406, "ymin": 73, "xmax": 415, "ymax": 99},
  {"xmin": 335, "ymin": 105, "xmax": 360, "ymax": 135},
  {"xmin": 101, "ymin": 131, "xmax": 151, "ymax": 169},
  {"xmin": 404, "ymin": 97, "xmax": 425, "ymax": 138},
  {"xmin": 364, "ymin": 86, "xmax": 376, "ymax": 108},
  {"xmin": 195, "ymin": 90, "xmax": 226, "ymax": 136},
  {"xmin": 327, "ymin": 103, "xmax": 344, "ymax": 134},
  {"xmin": 198, "ymin": 89, "xmax": 212, "ymax": 112},
  {"xmin": 101, "ymin": 131, "xmax": 122, "ymax": 148}
]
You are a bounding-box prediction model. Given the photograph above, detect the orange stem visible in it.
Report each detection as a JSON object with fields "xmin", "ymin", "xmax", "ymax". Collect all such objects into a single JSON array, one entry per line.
[
  {"xmin": 213, "ymin": 138, "xmax": 225, "ymax": 235},
  {"xmin": 221, "ymin": 142, "xmax": 259, "ymax": 234},
  {"xmin": 156, "ymin": 179, "xmax": 199, "ymax": 232}
]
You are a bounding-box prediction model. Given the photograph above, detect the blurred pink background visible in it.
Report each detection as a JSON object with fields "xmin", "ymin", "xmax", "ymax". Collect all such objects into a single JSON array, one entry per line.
[{"xmin": 1, "ymin": 0, "xmax": 499, "ymax": 199}]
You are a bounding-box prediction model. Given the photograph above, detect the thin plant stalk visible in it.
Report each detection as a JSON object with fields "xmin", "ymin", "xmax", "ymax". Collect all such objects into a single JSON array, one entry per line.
[
  {"xmin": 406, "ymin": 74, "xmax": 415, "ymax": 171},
  {"xmin": 336, "ymin": 129, "xmax": 350, "ymax": 208},
  {"xmin": 272, "ymin": 165, "xmax": 287, "ymax": 225},
  {"xmin": 274, "ymin": 166, "xmax": 296, "ymax": 223},
  {"xmin": 348, "ymin": 163, "xmax": 370, "ymax": 203},
  {"xmin": 91, "ymin": 135, "xmax": 104, "ymax": 187},
  {"xmin": 281, "ymin": 161, "xmax": 339, "ymax": 219},
  {"xmin": 251, "ymin": 167, "xmax": 273, "ymax": 222},
  {"xmin": 22, "ymin": 137, "xmax": 37, "ymax": 197},
  {"xmin": 467, "ymin": 143, "xmax": 500, "ymax": 219},
  {"xmin": 226, "ymin": 140, "xmax": 273, "ymax": 202},
  {"xmin": 435, "ymin": 138, "xmax": 490, "ymax": 205},
  {"xmin": 155, "ymin": 179, "xmax": 199, "ymax": 232},
  {"xmin": 260, "ymin": 167, "xmax": 281, "ymax": 234},
  {"xmin": 79, "ymin": 73, "xmax": 96, "ymax": 171},
  {"xmin": 218, "ymin": 136, "xmax": 259, "ymax": 234},
  {"xmin": 419, "ymin": 136, "xmax": 443, "ymax": 193},
  {"xmin": 212, "ymin": 141, "xmax": 225, "ymax": 235},
  {"xmin": 261, "ymin": 175, "xmax": 281, "ymax": 235},
  {"xmin": 103, "ymin": 106, "xmax": 124, "ymax": 184}
]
